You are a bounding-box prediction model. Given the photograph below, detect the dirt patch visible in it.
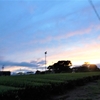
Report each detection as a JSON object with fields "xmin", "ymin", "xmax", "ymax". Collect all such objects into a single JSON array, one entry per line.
[{"xmin": 50, "ymin": 80, "xmax": 100, "ymax": 100}]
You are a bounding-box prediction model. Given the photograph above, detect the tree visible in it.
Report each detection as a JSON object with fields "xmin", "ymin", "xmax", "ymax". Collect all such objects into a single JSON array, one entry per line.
[
  {"xmin": 89, "ymin": 64, "xmax": 99, "ymax": 71},
  {"xmin": 82, "ymin": 62, "xmax": 90, "ymax": 67},
  {"xmin": 47, "ymin": 60, "xmax": 72, "ymax": 73},
  {"xmin": 82, "ymin": 62, "xmax": 99, "ymax": 72}
]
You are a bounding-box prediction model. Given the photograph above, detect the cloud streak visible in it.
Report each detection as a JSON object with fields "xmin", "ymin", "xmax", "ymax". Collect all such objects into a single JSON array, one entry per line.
[
  {"xmin": 28, "ymin": 24, "xmax": 100, "ymax": 45},
  {"xmin": 0, "ymin": 60, "xmax": 45, "ymax": 68}
]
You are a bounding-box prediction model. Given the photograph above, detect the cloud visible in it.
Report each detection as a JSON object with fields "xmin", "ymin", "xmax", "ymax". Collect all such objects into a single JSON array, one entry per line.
[
  {"xmin": 97, "ymin": 35, "xmax": 100, "ymax": 40},
  {"xmin": 0, "ymin": 59, "xmax": 46, "ymax": 72},
  {"xmin": 27, "ymin": 24, "xmax": 99, "ymax": 45},
  {"xmin": 37, "ymin": 60, "xmax": 45, "ymax": 65},
  {"xmin": 0, "ymin": 60, "xmax": 45, "ymax": 68},
  {"xmin": 56, "ymin": 26, "xmax": 91, "ymax": 40},
  {"xmin": 30, "ymin": 60, "xmax": 45, "ymax": 65},
  {"xmin": 0, "ymin": 56, "xmax": 4, "ymax": 60},
  {"xmin": 4, "ymin": 65, "xmax": 46, "ymax": 74},
  {"xmin": 3, "ymin": 66, "xmax": 35, "ymax": 72}
]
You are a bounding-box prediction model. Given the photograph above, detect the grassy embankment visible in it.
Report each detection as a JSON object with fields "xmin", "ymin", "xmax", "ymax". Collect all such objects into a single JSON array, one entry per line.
[{"xmin": 0, "ymin": 72, "xmax": 100, "ymax": 100}]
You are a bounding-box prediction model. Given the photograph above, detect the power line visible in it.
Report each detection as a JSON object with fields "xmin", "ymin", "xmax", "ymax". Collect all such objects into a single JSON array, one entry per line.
[{"xmin": 89, "ymin": 0, "xmax": 100, "ymax": 21}]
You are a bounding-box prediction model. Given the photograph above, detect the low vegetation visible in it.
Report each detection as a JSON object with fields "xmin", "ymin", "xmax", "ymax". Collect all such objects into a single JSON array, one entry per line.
[
  {"xmin": 0, "ymin": 72, "xmax": 100, "ymax": 100},
  {"xmin": 52, "ymin": 79, "xmax": 100, "ymax": 100}
]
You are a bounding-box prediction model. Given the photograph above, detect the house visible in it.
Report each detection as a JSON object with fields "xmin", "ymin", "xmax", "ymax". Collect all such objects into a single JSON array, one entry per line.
[{"xmin": 0, "ymin": 71, "xmax": 11, "ymax": 76}]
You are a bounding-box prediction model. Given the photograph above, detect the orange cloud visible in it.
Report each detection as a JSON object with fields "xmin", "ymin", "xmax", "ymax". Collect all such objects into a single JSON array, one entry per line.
[{"xmin": 56, "ymin": 27, "xmax": 91, "ymax": 40}]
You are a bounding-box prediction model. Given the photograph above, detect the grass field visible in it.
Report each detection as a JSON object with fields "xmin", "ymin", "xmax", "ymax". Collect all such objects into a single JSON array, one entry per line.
[
  {"xmin": 51, "ymin": 80, "xmax": 100, "ymax": 100},
  {"xmin": 0, "ymin": 72, "xmax": 100, "ymax": 100}
]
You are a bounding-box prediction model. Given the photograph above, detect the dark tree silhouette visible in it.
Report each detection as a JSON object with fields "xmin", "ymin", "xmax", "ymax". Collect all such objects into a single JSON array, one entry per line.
[
  {"xmin": 72, "ymin": 62, "xmax": 100, "ymax": 72},
  {"xmin": 48, "ymin": 60, "xmax": 72, "ymax": 73},
  {"xmin": 35, "ymin": 70, "xmax": 41, "ymax": 74},
  {"xmin": 82, "ymin": 62, "xmax": 99, "ymax": 71},
  {"xmin": 89, "ymin": 64, "xmax": 99, "ymax": 71}
]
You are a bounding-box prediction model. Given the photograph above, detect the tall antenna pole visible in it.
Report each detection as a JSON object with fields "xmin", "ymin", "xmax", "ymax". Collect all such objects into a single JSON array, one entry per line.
[
  {"xmin": 2, "ymin": 65, "xmax": 4, "ymax": 71},
  {"xmin": 44, "ymin": 51, "xmax": 47, "ymax": 72}
]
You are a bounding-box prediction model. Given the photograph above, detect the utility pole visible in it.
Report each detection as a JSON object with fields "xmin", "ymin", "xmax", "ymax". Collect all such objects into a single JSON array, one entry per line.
[{"xmin": 44, "ymin": 51, "xmax": 47, "ymax": 72}]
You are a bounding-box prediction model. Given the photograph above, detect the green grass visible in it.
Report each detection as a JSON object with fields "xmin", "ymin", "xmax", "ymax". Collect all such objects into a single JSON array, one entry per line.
[
  {"xmin": 0, "ymin": 72, "xmax": 100, "ymax": 99},
  {"xmin": 74, "ymin": 80, "xmax": 100, "ymax": 100},
  {"xmin": 0, "ymin": 72, "xmax": 100, "ymax": 87},
  {"xmin": 86, "ymin": 80, "xmax": 100, "ymax": 96},
  {"xmin": 0, "ymin": 85, "xmax": 19, "ymax": 93}
]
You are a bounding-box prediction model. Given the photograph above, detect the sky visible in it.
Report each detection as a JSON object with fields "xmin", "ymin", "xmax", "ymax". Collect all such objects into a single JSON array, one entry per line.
[{"xmin": 0, "ymin": 0, "xmax": 100, "ymax": 73}]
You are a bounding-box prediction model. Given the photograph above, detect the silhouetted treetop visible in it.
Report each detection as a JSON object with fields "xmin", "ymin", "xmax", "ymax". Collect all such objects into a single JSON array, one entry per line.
[
  {"xmin": 48, "ymin": 60, "xmax": 72, "ymax": 73},
  {"xmin": 72, "ymin": 62, "xmax": 100, "ymax": 72}
]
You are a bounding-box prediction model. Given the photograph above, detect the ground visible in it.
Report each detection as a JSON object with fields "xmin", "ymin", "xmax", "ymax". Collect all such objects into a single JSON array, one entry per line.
[{"xmin": 50, "ymin": 80, "xmax": 100, "ymax": 100}]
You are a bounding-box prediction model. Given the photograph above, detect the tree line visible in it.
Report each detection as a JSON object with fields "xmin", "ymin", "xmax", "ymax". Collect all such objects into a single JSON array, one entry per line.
[
  {"xmin": 35, "ymin": 60, "xmax": 100, "ymax": 74},
  {"xmin": 47, "ymin": 60, "xmax": 100, "ymax": 73}
]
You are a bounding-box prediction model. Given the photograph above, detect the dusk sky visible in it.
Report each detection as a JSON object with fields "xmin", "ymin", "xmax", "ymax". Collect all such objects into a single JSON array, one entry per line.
[{"xmin": 0, "ymin": 0, "xmax": 100, "ymax": 73}]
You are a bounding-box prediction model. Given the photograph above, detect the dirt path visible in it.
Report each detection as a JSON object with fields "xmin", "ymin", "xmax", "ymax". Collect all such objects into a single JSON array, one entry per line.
[{"xmin": 50, "ymin": 80, "xmax": 100, "ymax": 100}]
